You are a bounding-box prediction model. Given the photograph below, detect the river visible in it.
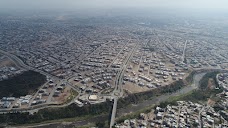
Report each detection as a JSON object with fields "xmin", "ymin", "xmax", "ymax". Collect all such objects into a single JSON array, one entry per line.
[
  {"xmin": 18, "ymin": 72, "xmax": 207, "ymax": 128},
  {"xmin": 116, "ymin": 72, "xmax": 206, "ymax": 118}
]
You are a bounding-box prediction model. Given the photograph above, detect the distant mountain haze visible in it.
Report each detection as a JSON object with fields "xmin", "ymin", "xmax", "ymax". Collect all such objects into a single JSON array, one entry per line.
[{"xmin": 0, "ymin": 0, "xmax": 228, "ymax": 11}]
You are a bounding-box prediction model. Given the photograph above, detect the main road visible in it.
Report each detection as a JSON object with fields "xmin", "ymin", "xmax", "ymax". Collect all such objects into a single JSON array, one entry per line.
[
  {"xmin": 110, "ymin": 43, "xmax": 138, "ymax": 128},
  {"xmin": 0, "ymin": 49, "xmax": 58, "ymax": 79},
  {"xmin": 0, "ymin": 49, "xmax": 81, "ymax": 113},
  {"xmin": 20, "ymin": 70, "xmax": 216, "ymax": 128}
]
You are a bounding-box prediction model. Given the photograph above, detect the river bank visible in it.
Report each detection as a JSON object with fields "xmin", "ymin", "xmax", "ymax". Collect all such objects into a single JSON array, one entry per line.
[
  {"xmin": 116, "ymin": 72, "xmax": 206, "ymax": 118},
  {"xmin": 6, "ymin": 71, "xmax": 217, "ymax": 128}
]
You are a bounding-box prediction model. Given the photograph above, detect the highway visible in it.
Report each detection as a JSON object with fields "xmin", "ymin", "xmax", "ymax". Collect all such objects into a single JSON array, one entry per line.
[
  {"xmin": 1, "ymin": 47, "xmax": 227, "ymax": 126},
  {"xmin": 0, "ymin": 43, "xmax": 133, "ymax": 118},
  {"xmin": 109, "ymin": 97, "xmax": 118, "ymax": 128},
  {"xmin": 107, "ymin": 43, "xmax": 128, "ymax": 68},
  {"xmin": 0, "ymin": 50, "xmax": 28, "ymax": 69},
  {"xmin": 0, "ymin": 49, "xmax": 58, "ymax": 79},
  {"xmin": 0, "ymin": 49, "xmax": 81, "ymax": 112},
  {"xmin": 109, "ymin": 43, "xmax": 138, "ymax": 128},
  {"xmin": 14, "ymin": 69, "xmax": 226, "ymax": 128}
]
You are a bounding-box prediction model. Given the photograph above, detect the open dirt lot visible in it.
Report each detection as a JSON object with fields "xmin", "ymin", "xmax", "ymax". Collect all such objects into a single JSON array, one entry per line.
[{"xmin": 0, "ymin": 56, "xmax": 16, "ymax": 67}]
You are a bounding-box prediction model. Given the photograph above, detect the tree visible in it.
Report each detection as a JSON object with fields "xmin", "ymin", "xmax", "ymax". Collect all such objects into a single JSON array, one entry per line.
[{"xmin": 96, "ymin": 122, "xmax": 105, "ymax": 128}]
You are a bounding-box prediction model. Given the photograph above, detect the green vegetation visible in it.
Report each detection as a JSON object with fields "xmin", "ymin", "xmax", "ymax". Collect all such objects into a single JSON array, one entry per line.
[
  {"xmin": 116, "ymin": 104, "xmax": 156, "ymax": 124},
  {"xmin": 185, "ymin": 70, "xmax": 196, "ymax": 84},
  {"xmin": 0, "ymin": 101, "xmax": 112, "ymax": 125},
  {"xmin": 65, "ymin": 89, "xmax": 79, "ymax": 104},
  {"xmin": 117, "ymin": 80, "xmax": 185, "ymax": 109},
  {"xmin": 116, "ymin": 71, "xmax": 223, "ymax": 124},
  {"xmin": 95, "ymin": 120, "xmax": 110, "ymax": 128},
  {"xmin": 0, "ymin": 70, "xmax": 46, "ymax": 98},
  {"xmin": 158, "ymin": 71, "xmax": 222, "ymax": 107},
  {"xmin": 16, "ymin": 115, "xmax": 89, "ymax": 127},
  {"xmin": 78, "ymin": 124, "xmax": 96, "ymax": 128},
  {"xmin": 0, "ymin": 79, "xmax": 185, "ymax": 125},
  {"xmin": 95, "ymin": 122, "xmax": 105, "ymax": 128},
  {"xmin": 199, "ymin": 71, "xmax": 219, "ymax": 89},
  {"xmin": 0, "ymin": 71, "xmax": 223, "ymax": 126}
]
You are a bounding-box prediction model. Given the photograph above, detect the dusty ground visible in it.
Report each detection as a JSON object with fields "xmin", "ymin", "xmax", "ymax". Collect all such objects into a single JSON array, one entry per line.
[
  {"xmin": 207, "ymin": 99, "xmax": 216, "ymax": 106},
  {"xmin": 208, "ymin": 78, "xmax": 215, "ymax": 89},
  {"xmin": 53, "ymin": 87, "xmax": 71, "ymax": 104},
  {"xmin": 147, "ymin": 110, "xmax": 155, "ymax": 120},
  {"xmin": 51, "ymin": 69, "xmax": 65, "ymax": 76},
  {"xmin": 123, "ymin": 82, "xmax": 149, "ymax": 93},
  {"xmin": 0, "ymin": 56, "xmax": 16, "ymax": 67}
]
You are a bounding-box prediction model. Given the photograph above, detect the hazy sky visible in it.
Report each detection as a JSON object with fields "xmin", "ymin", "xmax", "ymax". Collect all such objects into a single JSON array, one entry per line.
[
  {"xmin": 0, "ymin": 0, "xmax": 228, "ymax": 12},
  {"xmin": 0, "ymin": 0, "xmax": 228, "ymax": 14}
]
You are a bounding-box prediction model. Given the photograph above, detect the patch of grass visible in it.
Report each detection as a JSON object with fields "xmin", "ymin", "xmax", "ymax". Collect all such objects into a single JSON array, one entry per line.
[
  {"xmin": 199, "ymin": 71, "xmax": 219, "ymax": 89},
  {"xmin": 14, "ymin": 114, "xmax": 107, "ymax": 127},
  {"xmin": 185, "ymin": 70, "xmax": 196, "ymax": 84},
  {"xmin": 78, "ymin": 124, "xmax": 95, "ymax": 128},
  {"xmin": 116, "ymin": 104, "xmax": 156, "ymax": 123},
  {"xmin": 0, "ymin": 101, "xmax": 112, "ymax": 125},
  {"xmin": 65, "ymin": 89, "xmax": 79, "ymax": 104},
  {"xmin": 117, "ymin": 80, "xmax": 185, "ymax": 109}
]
